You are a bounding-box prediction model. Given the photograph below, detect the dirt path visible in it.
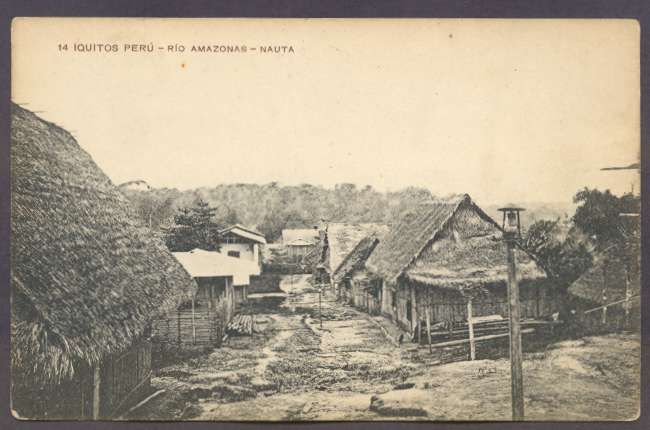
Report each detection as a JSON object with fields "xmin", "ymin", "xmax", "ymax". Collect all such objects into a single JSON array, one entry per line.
[
  {"xmin": 130, "ymin": 274, "xmax": 414, "ymax": 420},
  {"xmin": 129, "ymin": 275, "xmax": 640, "ymax": 421}
]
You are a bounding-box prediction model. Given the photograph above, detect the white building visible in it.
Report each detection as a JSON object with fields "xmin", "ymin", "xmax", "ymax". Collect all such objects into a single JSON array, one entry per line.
[{"xmin": 218, "ymin": 224, "xmax": 266, "ymax": 271}]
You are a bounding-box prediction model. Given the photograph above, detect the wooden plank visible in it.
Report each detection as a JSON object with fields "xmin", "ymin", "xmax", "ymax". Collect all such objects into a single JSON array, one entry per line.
[
  {"xmin": 584, "ymin": 295, "xmax": 640, "ymax": 314},
  {"xmin": 427, "ymin": 328, "xmax": 535, "ymax": 349}
]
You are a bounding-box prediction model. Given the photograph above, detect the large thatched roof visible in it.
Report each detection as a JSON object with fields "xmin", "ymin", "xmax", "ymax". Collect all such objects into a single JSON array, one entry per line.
[
  {"xmin": 405, "ymin": 234, "xmax": 545, "ymax": 290},
  {"xmin": 11, "ymin": 104, "xmax": 197, "ymax": 386},
  {"xmin": 366, "ymin": 194, "xmax": 546, "ymax": 288},
  {"xmin": 366, "ymin": 197, "xmax": 465, "ymax": 282}
]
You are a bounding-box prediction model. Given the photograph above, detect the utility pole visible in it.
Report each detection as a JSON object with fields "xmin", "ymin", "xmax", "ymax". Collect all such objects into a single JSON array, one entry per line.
[
  {"xmin": 316, "ymin": 263, "xmax": 326, "ymax": 330},
  {"xmin": 319, "ymin": 285, "xmax": 323, "ymax": 329},
  {"xmin": 499, "ymin": 206, "xmax": 525, "ymax": 421}
]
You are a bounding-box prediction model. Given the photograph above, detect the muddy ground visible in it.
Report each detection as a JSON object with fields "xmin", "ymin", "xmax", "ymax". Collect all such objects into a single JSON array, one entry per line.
[{"xmin": 128, "ymin": 274, "xmax": 640, "ymax": 421}]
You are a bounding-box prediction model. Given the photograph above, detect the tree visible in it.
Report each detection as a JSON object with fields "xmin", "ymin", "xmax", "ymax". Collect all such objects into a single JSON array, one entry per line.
[
  {"xmin": 164, "ymin": 198, "xmax": 221, "ymax": 252},
  {"xmin": 523, "ymin": 219, "xmax": 593, "ymax": 287},
  {"xmin": 572, "ymin": 188, "xmax": 640, "ymax": 249}
]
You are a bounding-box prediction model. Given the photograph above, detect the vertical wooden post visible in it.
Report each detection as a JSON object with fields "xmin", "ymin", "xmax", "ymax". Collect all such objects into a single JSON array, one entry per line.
[
  {"xmin": 177, "ymin": 307, "xmax": 181, "ymax": 347},
  {"xmin": 92, "ymin": 365, "xmax": 101, "ymax": 420},
  {"xmin": 191, "ymin": 297, "xmax": 196, "ymax": 345},
  {"xmin": 467, "ymin": 298, "xmax": 476, "ymax": 361},
  {"xmin": 426, "ymin": 302, "xmax": 432, "ymax": 354},
  {"xmin": 624, "ymin": 266, "xmax": 631, "ymax": 327},
  {"xmin": 506, "ymin": 239, "xmax": 524, "ymax": 420},
  {"xmin": 602, "ymin": 266, "xmax": 608, "ymax": 325},
  {"xmin": 319, "ymin": 283, "xmax": 323, "ymax": 329},
  {"xmin": 410, "ymin": 286, "xmax": 417, "ymax": 336},
  {"xmin": 418, "ymin": 302, "xmax": 422, "ymax": 345}
]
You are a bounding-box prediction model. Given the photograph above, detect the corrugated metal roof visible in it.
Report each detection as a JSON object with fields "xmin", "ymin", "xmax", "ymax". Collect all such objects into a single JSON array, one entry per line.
[
  {"xmin": 173, "ymin": 248, "xmax": 260, "ymax": 285},
  {"xmin": 282, "ymin": 228, "xmax": 319, "ymax": 245},
  {"xmin": 220, "ymin": 224, "xmax": 267, "ymax": 244}
]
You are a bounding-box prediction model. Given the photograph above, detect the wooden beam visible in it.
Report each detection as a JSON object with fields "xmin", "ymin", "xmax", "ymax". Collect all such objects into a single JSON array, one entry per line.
[
  {"xmin": 467, "ymin": 299, "xmax": 476, "ymax": 361},
  {"xmin": 191, "ymin": 297, "xmax": 196, "ymax": 345},
  {"xmin": 92, "ymin": 365, "xmax": 101, "ymax": 420},
  {"xmin": 425, "ymin": 328, "xmax": 535, "ymax": 349},
  {"xmin": 602, "ymin": 265, "xmax": 608, "ymax": 324},
  {"xmin": 625, "ymin": 266, "xmax": 631, "ymax": 327},
  {"xmin": 506, "ymin": 239, "xmax": 524, "ymax": 420},
  {"xmin": 584, "ymin": 295, "xmax": 639, "ymax": 314},
  {"xmin": 177, "ymin": 307, "xmax": 181, "ymax": 346},
  {"xmin": 426, "ymin": 303, "xmax": 432, "ymax": 354}
]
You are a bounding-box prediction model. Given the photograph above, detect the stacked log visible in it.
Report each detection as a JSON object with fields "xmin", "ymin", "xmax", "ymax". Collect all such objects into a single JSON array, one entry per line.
[{"xmin": 226, "ymin": 314, "xmax": 254, "ymax": 336}]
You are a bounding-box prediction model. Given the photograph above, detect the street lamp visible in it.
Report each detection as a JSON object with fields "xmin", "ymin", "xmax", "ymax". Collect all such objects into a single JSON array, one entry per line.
[
  {"xmin": 315, "ymin": 263, "xmax": 327, "ymax": 329},
  {"xmin": 497, "ymin": 205, "xmax": 525, "ymax": 421}
]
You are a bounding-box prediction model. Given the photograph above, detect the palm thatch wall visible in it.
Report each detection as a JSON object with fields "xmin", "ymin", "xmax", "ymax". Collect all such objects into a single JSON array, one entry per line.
[{"xmin": 11, "ymin": 103, "xmax": 197, "ymax": 391}]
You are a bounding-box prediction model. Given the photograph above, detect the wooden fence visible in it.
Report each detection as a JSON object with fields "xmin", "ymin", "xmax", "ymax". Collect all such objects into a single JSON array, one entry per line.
[
  {"xmin": 101, "ymin": 340, "xmax": 152, "ymax": 418},
  {"xmin": 152, "ymin": 308, "xmax": 225, "ymax": 348}
]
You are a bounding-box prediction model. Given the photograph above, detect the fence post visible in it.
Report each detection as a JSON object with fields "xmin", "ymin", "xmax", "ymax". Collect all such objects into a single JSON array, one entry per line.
[
  {"xmin": 426, "ymin": 302, "xmax": 432, "ymax": 354},
  {"xmin": 602, "ymin": 265, "xmax": 608, "ymax": 325},
  {"xmin": 177, "ymin": 308, "xmax": 181, "ymax": 347},
  {"xmin": 92, "ymin": 365, "xmax": 101, "ymax": 419},
  {"xmin": 191, "ymin": 297, "xmax": 196, "ymax": 345},
  {"xmin": 625, "ymin": 266, "xmax": 631, "ymax": 327},
  {"xmin": 467, "ymin": 298, "xmax": 476, "ymax": 361}
]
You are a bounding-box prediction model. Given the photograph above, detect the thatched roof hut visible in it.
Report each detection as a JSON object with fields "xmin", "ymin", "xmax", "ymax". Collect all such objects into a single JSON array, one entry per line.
[
  {"xmin": 326, "ymin": 223, "xmax": 389, "ymax": 275},
  {"xmin": 568, "ymin": 247, "xmax": 640, "ymax": 305},
  {"xmin": 11, "ymin": 103, "xmax": 197, "ymax": 388},
  {"xmin": 332, "ymin": 235, "xmax": 382, "ymax": 285},
  {"xmin": 366, "ymin": 194, "xmax": 545, "ymax": 290}
]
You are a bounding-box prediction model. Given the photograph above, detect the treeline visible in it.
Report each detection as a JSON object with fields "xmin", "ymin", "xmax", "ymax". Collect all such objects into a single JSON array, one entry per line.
[{"xmin": 120, "ymin": 182, "xmax": 439, "ymax": 241}]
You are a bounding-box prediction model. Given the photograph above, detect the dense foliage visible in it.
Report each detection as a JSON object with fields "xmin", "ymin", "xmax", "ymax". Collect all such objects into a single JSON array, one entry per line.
[
  {"xmin": 164, "ymin": 199, "xmax": 221, "ymax": 252},
  {"xmin": 523, "ymin": 188, "xmax": 640, "ymax": 288},
  {"xmin": 121, "ymin": 182, "xmax": 440, "ymax": 241}
]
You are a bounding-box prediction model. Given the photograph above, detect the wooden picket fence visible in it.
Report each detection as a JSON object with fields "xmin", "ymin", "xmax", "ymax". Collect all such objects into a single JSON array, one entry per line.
[{"xmin": 151, "ymin": 308, "xmax": 225, "ymax": 348}]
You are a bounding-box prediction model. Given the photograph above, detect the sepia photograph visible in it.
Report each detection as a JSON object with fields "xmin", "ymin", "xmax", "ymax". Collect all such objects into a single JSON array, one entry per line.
[{"xmin": 9, "ymin": 18, "xmax": 641, "ymax": 421}]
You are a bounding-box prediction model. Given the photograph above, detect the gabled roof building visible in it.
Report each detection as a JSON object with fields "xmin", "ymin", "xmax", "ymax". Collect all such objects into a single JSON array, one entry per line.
[{"xmin": 11, "ymin": 104, "xmax": 197, "ymax": 419}]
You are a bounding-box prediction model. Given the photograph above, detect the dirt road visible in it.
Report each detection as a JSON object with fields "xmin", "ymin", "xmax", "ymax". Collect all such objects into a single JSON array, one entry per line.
[
  {"xmin": 130, "ymin": 274, "xmax": 415, "ymax": 420},
  {"xmin": 129, "ymin": 274, "xmax": 640, "ymax": 421}
]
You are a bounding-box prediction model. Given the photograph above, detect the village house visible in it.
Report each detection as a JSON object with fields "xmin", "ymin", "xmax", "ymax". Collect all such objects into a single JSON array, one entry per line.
[
  {"xmin": 568, "ymin": 244, "xmax": 641, "ymax": 332},
  {"xmin": 152, "ymin": 248, "xmax": 262, "ymax": 348},
  {"xmin": 364, "ymin": 194, "xmax": 554, "ymax": 336},
  {"xmin": 218, "ymin": 224, "xmax": 266, "ymax": 271},
  {"xmin": 314, "ymin": 222, "xmax": 389, "ymax": 296},
  {"xmin": 332, "ymin": 235, "xmax": 384, "ymax": 314},
  {"xmin": 174, "ymin": 248, "xmax": 259, "ymax": 309},
  {"xmin": 10, "ymin": 104, "xmax": 198, "ymax": 419},
  {"xmin": 281, "ymin": 227, "xmax": 320, "ymax": 260}
]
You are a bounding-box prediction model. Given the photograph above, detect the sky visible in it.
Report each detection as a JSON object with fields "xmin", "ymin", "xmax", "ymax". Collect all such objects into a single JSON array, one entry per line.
[{"xmin": 12, "ymin": 18, "xmax": 640, "ymax": 205}]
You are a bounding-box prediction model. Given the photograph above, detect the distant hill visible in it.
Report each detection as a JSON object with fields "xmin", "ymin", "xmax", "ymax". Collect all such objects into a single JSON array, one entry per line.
[{"xmin": 119, "ymin": 182, "xmax": 576, "ymax": 241}]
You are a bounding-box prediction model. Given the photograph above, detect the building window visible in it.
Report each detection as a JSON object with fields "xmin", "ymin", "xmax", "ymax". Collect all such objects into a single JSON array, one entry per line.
[{"xmin": 227, "ymin": 250, "xmax": 241, "ymax": 258}]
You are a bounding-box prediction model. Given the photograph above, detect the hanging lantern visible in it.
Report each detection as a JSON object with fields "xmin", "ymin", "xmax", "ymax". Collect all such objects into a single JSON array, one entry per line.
[
  {"xmin": 315, "ymin": 263, "xmax": 328, "ymax": 287},
  {"xmin": 497, "ymin": 205, "xmax": 525, "ymax": 240}
]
